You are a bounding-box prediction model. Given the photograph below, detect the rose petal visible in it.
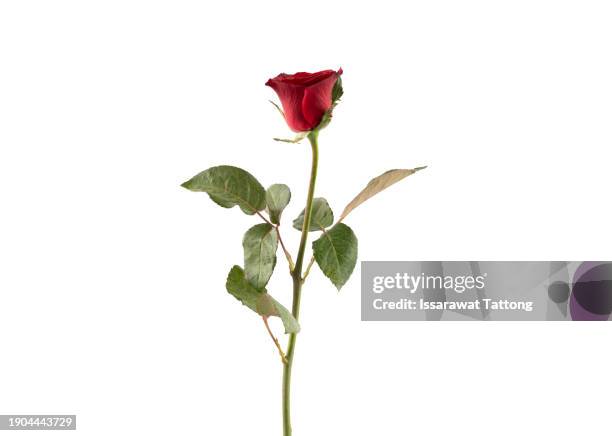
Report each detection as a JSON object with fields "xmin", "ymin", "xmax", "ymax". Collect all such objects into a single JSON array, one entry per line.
[
  {"xmin": 301, "ymin": 72, "xmax": 339, "ymax": 128},
  {"xmin": 266, "ymin": 79, "xmax": 312, "ymax": 132}
]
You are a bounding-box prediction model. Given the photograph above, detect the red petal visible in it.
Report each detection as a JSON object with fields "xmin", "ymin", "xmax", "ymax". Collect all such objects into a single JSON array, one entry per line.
[
  {"xmin": 301, "ymin": 72, "xmax": 339, "ymax": 128},
  {"xmin": 266, "ymin": 79, "xmax": 312, "ymax": 132}
]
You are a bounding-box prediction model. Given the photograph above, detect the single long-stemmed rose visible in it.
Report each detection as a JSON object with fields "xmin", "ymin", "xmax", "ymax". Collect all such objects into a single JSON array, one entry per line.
[{"xmin": 182, "ymin": 68, "xmax": 425, "ymax": 435}]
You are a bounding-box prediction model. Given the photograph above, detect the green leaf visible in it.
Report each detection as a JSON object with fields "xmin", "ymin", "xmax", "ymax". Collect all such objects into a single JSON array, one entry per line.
[
  {"xmin": 266, "ymin": 184, "xmax": 291, "ymax": 225},
  {"xmin": 292, "ymin": 198, "xmax": 334, "ymax": 232},
  {"xmin": 225, "ymin": 266, "xmax": 300, "ymax": 333},
  {"xmin": 266, "ymin": 295, "xmax": 300, "ymax": 334},
  {"xmin": 255, "ymin": 293, "xmax": 277, "ymax": 317},
  {"xmin": 243, "ymin": 223, "xmax": 278, "ymax": 290},
  {"xmin": 312, "ymin": 223, "xmax": 358, "ymax": 290},
  {"xmin": 181, "ymin": 165, "xmax": 266, "ymax": 215},
  {"xmin": 339, "ymin": 167, "xmax": 426, "ymax": 221},
  {"xmin": 226, "ymin": 265, "xmax": 261, "ymax": 312},
  {"xmin": 208, "ymin": 194, "xmax": 235, "ymax": 208},
  {"xmin": 332, "ymin": 75, "xmax": 343, "ymax": 105}
]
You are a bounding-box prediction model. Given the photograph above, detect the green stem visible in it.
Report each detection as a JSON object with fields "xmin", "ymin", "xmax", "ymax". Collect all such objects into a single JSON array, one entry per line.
[{"xmin": 282, "ymin": 130, "xmax": 319, "ymax": 436}]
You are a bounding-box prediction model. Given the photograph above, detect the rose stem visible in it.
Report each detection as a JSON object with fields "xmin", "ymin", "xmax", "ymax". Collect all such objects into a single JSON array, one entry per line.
[{"xmin": 282, "ymin": 129, "xmax": 319, "ymax": 436}]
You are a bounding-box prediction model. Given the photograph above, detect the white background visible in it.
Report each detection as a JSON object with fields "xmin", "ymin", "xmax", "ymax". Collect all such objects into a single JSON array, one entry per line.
[{"xmin": 1, "ymin": 1, "xmax": 611, "ymax": 435}]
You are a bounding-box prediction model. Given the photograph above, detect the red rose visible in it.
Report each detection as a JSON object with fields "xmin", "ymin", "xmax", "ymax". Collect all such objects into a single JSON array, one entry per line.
[{"xmin": 266, "ymin": 68, "xmax": 343, "ymax": 132}]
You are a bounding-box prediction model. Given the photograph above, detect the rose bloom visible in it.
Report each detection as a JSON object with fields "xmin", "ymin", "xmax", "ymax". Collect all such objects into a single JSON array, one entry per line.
[{"xmin": 266, "ymin": 68, "xmax": 342, "ymax": 132}]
